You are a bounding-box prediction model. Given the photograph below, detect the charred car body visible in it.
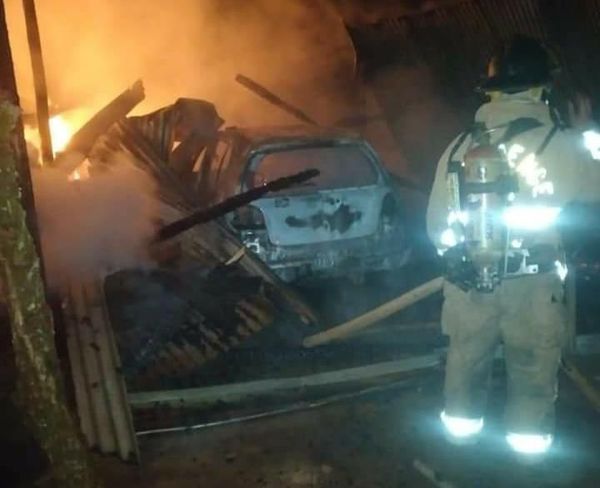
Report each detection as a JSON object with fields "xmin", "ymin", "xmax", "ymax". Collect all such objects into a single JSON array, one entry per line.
[{"xmin": 191, "ymin": 126, "xmax": 410, "ymax": 282}]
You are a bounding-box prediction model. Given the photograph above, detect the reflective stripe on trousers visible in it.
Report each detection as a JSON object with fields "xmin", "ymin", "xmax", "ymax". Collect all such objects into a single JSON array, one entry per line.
[{"xmin": 441, "ymin": 272, "xmax": 567, "ymax": 434}]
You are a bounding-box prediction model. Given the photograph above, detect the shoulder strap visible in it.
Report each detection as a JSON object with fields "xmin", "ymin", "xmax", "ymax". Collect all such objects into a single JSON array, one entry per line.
[
  {"xmin": 445, "ymin": 123, "xmax": 478, "ymax": 171},
  {"xmin": 498, "ymin": 118, "xmax": 544, "ymax": 145},
  {"xmin": 498, "ymin": 117, "xmax": 558, "ymax": 157},
  {"xmin": 535, "ymin": 125, "xmax": 559, "ymax": 156},
  {"xmin": 447, "ymin": 130, "xmax": 470, "ymax": 164}
]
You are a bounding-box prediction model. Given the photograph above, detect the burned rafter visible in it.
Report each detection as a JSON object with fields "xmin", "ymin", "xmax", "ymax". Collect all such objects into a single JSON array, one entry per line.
[
  {"xmin": 53, "ymin": 80, "xmax": 146, "ymax": 173},
  {"xmin": 155, "ymin": 168, "xmax": 319, "ymax": 242}
]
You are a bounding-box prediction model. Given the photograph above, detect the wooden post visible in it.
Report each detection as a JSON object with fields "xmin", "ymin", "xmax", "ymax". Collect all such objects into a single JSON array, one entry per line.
[
  {"xmin": 22, "ymin": 0, "xmax": 54, "ymax": 164},
  {"xmin": 0, "ymin": 3, "xmax": 100, "ymax": 486}
]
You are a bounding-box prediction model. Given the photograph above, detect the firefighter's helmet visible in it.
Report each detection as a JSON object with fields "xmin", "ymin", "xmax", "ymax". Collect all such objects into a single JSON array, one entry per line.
[{"xmin": 479, "ymin": 35, "xmax": 554, "ymax": 94}]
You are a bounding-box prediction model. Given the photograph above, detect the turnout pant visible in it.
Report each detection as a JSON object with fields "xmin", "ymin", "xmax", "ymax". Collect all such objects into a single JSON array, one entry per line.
[{"xmin": 442, "ymin": 272, "xmax": 567, "ymax": 434}]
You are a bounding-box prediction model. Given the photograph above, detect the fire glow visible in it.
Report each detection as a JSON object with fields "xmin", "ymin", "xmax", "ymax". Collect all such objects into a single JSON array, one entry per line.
[
  {"xmin": 24, "ymin": 112, "xmax": 90, "ymax": 181},
  {"xmin": 49, "ymin": 115, "xmax": 73, "ymax": 153},
  {"xmin": 24, "ymin": 110, "xmax": 85, "ymax": 163}
]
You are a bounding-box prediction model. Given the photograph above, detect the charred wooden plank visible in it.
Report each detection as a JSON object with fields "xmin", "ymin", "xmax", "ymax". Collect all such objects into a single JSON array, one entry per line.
[
  {"xmin": 155, "ymin": 168, "xmax": 319, "ymax": 242},
  {"xmin": 53, "ymin": 81, "xmax": 145, "ymax": 173},
  {"xmin": 72, "ymin": 83, "xmax": 143, "ymax": 153},
  {"xmin": 235, "ymin": 74, "xmax": 318, "ymax": 126}
]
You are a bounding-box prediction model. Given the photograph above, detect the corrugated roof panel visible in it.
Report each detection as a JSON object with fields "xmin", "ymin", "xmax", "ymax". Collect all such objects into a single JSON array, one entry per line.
[{"xmin": 64, "ymin": 279, "xmax": 139, "ymax": 462}]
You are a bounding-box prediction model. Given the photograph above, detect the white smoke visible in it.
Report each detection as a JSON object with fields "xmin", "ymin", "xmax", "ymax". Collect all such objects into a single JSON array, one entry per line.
[{"xmin": 31, "ymin": 154, "xmax": 160, "ymax": 288}]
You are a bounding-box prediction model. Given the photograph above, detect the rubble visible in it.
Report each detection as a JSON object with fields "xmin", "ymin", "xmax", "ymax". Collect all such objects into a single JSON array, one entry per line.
[
  {"xmin": 45, "ymin": 87, "xmax": 319, "ymax": 387},
  {"xmin": 104, "ymin": 263, "xmax": 287, "ymax": 386}
]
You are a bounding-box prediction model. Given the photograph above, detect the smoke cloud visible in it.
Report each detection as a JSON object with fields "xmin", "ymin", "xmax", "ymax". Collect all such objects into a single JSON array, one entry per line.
[
  {"xmin": 31, "ymin": 154, "xmax": 160, "ymax": 288},
  {"xmin": 4, "ymin": 0, "xmax": 364, "ymax": 287},
  {"xmin": 5, "ymin": 0, "xmax": 358, "ymax": 127}
]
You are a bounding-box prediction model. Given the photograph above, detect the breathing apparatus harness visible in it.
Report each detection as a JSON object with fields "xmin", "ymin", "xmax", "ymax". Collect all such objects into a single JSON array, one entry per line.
[{"xmin": 443, "ymin": 117, "xmax": 560, "ymax": 292}]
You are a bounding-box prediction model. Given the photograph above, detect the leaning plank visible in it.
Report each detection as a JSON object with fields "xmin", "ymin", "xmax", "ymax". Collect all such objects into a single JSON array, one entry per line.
[
  {"xmin": 561, "ymin": 358, "xmax": 600, "ymax": 414},
  {"xmin": 128, "ymin": 354, "xmax": 441, "ymax": 408},
  {"xmin": 235, "ymin": 74, "xmax": 318, "ymax": 126},
  {"xmin": 303, "ymin": 277, "xmax": 444, "ymax": 347},
  {"xmin": 67, "ymin": 81, "xmax": 144, "ymax": 155},
  {"xmin": 54, "ymin": 81, "xmax": 145, "ymax": 172}
]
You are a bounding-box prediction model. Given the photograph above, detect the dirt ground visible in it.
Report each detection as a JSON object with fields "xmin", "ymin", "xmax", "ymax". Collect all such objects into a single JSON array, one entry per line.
[{"xmin": 98, "ymin": 359, "xmax": 600, "ymax": 488}]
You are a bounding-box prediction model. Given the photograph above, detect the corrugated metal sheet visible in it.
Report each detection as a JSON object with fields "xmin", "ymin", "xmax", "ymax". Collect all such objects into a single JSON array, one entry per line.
[{"xmin": 63, "ymin": 279, "xmax": 139, "ymax": 462}]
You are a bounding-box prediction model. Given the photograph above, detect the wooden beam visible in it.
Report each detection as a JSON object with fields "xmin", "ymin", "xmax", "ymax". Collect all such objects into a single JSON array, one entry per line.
[
  {"xmin": 22, "ymin": 0, "xmax": 53, "ymax": 164},
  {"xmin": 155, "ymin": 169, "xmax": 319, "ymax": 242},
  {"xmin": 235, "ymin": 74, "xmax": 318, "ymax": 126},
  {"xmin": 303, "ymin": 277, "xmax": 444, "ymax": 348},
  {"xmin": 561, "ymin": 358, "xmax": 600, "ymax": 414},
  {"xmin": 54, "ymin": 80, "xmax": 145, "ymax": 172}
]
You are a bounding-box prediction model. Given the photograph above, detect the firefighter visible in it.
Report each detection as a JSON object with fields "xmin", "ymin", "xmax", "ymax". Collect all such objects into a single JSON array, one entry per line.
[{"xmin": 427, "ymin": 35, "xmax": 600, "ymax": 460}]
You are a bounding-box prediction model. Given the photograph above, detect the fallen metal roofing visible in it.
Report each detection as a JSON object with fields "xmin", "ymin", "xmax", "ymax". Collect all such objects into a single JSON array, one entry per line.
[{"xmin": 63, "ymin": 279, "xmax": 139, "ymax": 462}]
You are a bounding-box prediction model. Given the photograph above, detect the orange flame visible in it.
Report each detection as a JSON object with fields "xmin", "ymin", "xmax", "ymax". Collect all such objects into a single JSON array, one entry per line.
[
  {"xmin": 49, "ymin": 115, "xmax": 74, "ymax": 153},
  {"xmin": 24, "ymin": 111, "xmax": 91, "ymax": 181}
]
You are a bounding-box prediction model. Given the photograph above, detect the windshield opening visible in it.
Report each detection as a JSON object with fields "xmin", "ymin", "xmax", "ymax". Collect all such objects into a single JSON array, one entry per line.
[{"xmin": 248, "ymin": 144, "xmax": 378, "ymax": 194}]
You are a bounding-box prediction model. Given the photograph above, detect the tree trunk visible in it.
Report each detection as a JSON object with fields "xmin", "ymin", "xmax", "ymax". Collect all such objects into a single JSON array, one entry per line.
[{"xmin": 0, "ymin": 97, "xmax": 101, "ymax": 488}]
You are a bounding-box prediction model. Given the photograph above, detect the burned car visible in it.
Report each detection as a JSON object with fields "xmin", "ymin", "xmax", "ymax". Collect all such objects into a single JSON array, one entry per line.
[{"xmin": 191, "ymin": 126, "xmax": 411, "ymax": 282}]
